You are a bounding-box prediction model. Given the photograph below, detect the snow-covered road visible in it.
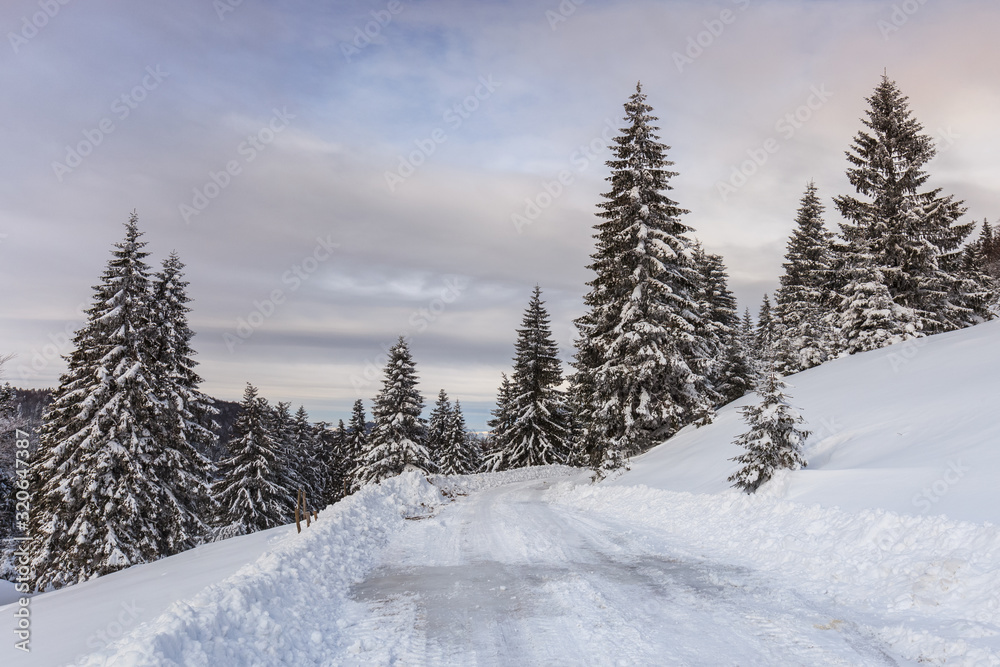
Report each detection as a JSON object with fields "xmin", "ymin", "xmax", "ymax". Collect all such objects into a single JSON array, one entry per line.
[{"xmin": 341, "ymin": 477, "xmax": 905, "ymax": 666}]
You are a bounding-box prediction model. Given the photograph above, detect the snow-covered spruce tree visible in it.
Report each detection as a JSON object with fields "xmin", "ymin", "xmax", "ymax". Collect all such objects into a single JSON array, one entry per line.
[
  {"xmin": 213, "ymin": 384, "xmax": 291, "ymax": 536},
  {"xmin": 692, "ymin": 246, "xmax": 743, "ymax": 404},
  {"xmin": 426, "ymin": 389, "xmax": 452, "ymax": 471},
  {"xmin": 438, "ymin": 400, "xmax": 479, "ymax": 475},
  {"xmin": 963, "ymin": 220, "xmax": 1000, "ymax": 311},
  {"xmin": 494, "ymin": 286, "xmax": 570, "ymax": 470},
  {"xmin": 292, "ymin": 405, "xmax": 325, "ymax": 508},
  {"xmin": 269, "ymin": 401, "xmax": 303, "ymax": 513},
  {"xmin": 317, "ymin": 419, "xmax": 350, "ymax": 503},
  {"xmin": 728, "ymin": 364, "xmax": 809, "ymax": 494},
  {"xmin": 150, "ymin": 252, "xmax": 217, "ymax": 553},
  {"xmin": 354, "ymin": 337, "xmax": 431, "ymax": 486},
  {"xmin": 0, "ymin": 375, "xmax": 18, "ymax": 544},
  {"xmin": 344, "ymin": 399, "xmax": 368, "ymax": 492},
  {"xmin": 572, "ymin": 82, "xmax": 714, "ymax": 476},
  {"xmin": 484, "ymin": 373, "xmax": 514, "ymax": 472},
  {"xmin": 26, "ymin": 214, "xmax": 181, "ymax": 589},
  {"xmin": 773, "ymin": 183, "xmax": 837, "ymax": 375},
  {"xmin": 838, "ymin": 239, "xmax": 918, "ymax": 355},
  {"xmin": 754, "ymin": 294, "xmax": 776, "ymax": 366},
  {"xmin": 834, "ymin": 75, "xmax": 984, "ymax": 334}
]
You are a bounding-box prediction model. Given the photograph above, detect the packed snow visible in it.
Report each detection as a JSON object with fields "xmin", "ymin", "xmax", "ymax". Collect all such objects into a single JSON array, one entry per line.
[{"xmin": 4, "ymin": 320, "xmax": 1000, "ymax": 665}]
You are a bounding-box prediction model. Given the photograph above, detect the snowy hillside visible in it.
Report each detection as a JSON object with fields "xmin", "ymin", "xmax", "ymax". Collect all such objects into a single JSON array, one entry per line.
[
  {"xmin": 615, "ymin": 318, "xmax": 1000, "ymax": 525},
  {"xmin": 4, "ymin": 322, "xmax": 1000, "ymax": 666}
]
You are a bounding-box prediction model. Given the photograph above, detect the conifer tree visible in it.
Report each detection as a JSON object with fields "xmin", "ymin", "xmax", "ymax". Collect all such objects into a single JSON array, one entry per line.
[
  {"xmin": 839, "ymin": 243, "xmax": 918, "ymax": 355},
  {"xmin": 494, "ymin": 286, "xmax": 570, "ymax": 470},
  {"xmin": 345, "ymin": 399, "xmax": 368, "ymax": 492},
  {"xmin": 728, "ymin": 364, "xmax": 809, "ymax": 494},
  {"xmin": 354, "ymin": 337, "xmax": 430, "ymax": 486},
  {"xmin": 834, "ymin": 75, "xmax": 980, "ymax": 333},
  {"xmin": 269, "ymin": 401, "xmax": 303, "ymax": 510},
  {"xmin": 484, "ymin": 373, "xmax": 514, "ymax": 472},
  {"xmin": 317, "ymin": 419, "xmax": 350, "ymax": 503},
  {"xmin": 573, "ymin": 82, "xmax": 714, "ymax": 476},
  {"xmin": 292, "ymin": 405, "xmax": 324, "ymax": 507},
  {"xmin": 773, "ymin": 183, "xmax": 837, "ymax": 374},
  {"xmin": 27, "ymin": 214, "xmax": 180, "ymax": 589},
  {"xmin": 438, "ymin": 400, "xmax": 479, "ymax": 475},
  {"xmin": 754, "ymin": 295, "xmax": 776, "ymax": 366},
  {"xmin": 150, "ymin": 252, "xmax": 217, "ymax": 553},
  {"xmin": 426, "ymin": 389, "xmax": 452, "ymax": 471},
  {"xmin": 213, "ymin": 384, "xmax": 290, "ymax": 537}
]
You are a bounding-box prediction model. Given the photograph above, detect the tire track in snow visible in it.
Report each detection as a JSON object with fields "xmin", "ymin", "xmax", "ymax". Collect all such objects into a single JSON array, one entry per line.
[{"xmin": 341, "ymin": 477, "xmax": 906, "ymax": 666}]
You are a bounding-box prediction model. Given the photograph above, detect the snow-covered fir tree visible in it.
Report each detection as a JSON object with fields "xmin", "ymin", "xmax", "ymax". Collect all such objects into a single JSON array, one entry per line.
[
  {"xmin": 426, "ymin": 389, "xmax": 452, "ymax": 471},
  {"xmin": 354, "ymin": 338, "xmax": 431, "ymax": 486},
  {"xmin": 493, "ymin": 286, "xmax": 570, "ymax": 470},
  {"xmin": 26, "ymin": 215, "xmax": 187, "ymax": 589},
  {"xmin": 317, "ymin": 419, "xmax": 350, "ymax": 503},
  {"xmin": 692, "ymin": 246, "xmax": 742, "ymax": 404},
  {"xmin": 269, "ymin": 401, "xmax": 304, "ymax": 511},
  {"xmin": 345, "ymin": 399, "xmax": 368, "ymax": 492},
  {"xmin": 839, "ymin": 241, "xmax": 919, "ymax": 355},
  {"xmin": 963, "ymin": 220, "xmax": 1000, "ymax": 310},
  {"xmin": 728, "ymin": 364, "xmax": 810, "ymax": 494},
  {"xmin": 213, "ymin": 384, "xmax": 291, "ymax": 537},
  {"xmin": 572, "ymin": 82, "xmax": 714, "ymax": 476},
  {"xmin": 0, "ymin": 374, "xmax": 18, "ymax": 543},
  {"xmin": 485, "ymin": 373, "xmax": 514, "ymax": 471},
  {"xmin": 291, "ymin": 405, "xmax": 325, "ymax": 509},
  {"xmin": 834, "ymin": 75, "xmax": 985, "ymax": 334},
  {"xmin": 150, "ymin": 251, "xmax": 217, "ymax": 554},
  {"xmin": 438, "ymin": 400, "xmax": 479, "ymax": 475},
  {"xmin": 773, "ymin": 183, "xmax": 836, "ymax": 374},
  {"xmin": 754, "ymin": 294, "xmax": 776, "ymax": 366}
]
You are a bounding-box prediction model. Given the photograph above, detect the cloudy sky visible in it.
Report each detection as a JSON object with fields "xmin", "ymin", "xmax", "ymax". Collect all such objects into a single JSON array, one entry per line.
[{"xmin": 2, "ymin": 0, "xmax": 998, "ymax": 429}]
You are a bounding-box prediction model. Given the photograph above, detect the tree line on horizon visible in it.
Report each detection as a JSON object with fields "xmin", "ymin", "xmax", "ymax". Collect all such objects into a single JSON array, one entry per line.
[{"xmin": 1, "ymin": 73, "xmax": 998, "ymax": 591}]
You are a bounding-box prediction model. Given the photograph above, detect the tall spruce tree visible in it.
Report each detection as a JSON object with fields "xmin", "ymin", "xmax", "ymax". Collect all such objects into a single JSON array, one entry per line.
[
  {"xmin": 150, "ymin": 252, "xmax": 217, "ymax": 553},
  {"xmin": 754, "ymin": 294, "xmax": 776, "ymax": 367},
  {"xmin": 773, "ymin": 183, "xmax": 836, "ymax": 374},
  {"xmin": 728, "ymin": 365, "xmax": 810, "ymax": 494},
  {"xmin": 494, "ymin": 286, "xmax": 570, "ymax": 470},
  {"xmin": 693, "ymin": 247, "xmax": 742, "ymax": 403},
  {"xmin": 320, "ymin": 419, "xmax": 351, "ymax": 503},
  {"xmin": 484, "ymin": 373, "xmax": 514, "ymax": 472},
  {"xmin": 834, "ymin": 75, "xmax": 981, "ymax": 334},
  {"xmin": 438, "ymin": 400, "xmax": 479, "ymax": 475},
  {"xmin": 213, "ymin": 384, "xmax": 291, "ymax": 537},
  {"xmin": 27, "ymin": 215, "xmax": 180, "ymax": 589},
  {"xmin": 426, "ymin": 389, "xmax": 452, "ymax": 471},
  {"xmin": 292, "ymin": 405, "xmax": 325, "ymax": 508},
  {"xmin": 269, "ymin": 401, "xmax": 303, "ymax": 511},
  {"xmin": 839, "ymin": 240, "xmax": 918, "ymax": 355},
  {"xmin": 572, "ymin": 82, "xmax": 714, "ymax": 476},
  {"xmin": 354, "ymin": 338, "xmax": 431, "ymax": 486},
  {"xmin": 345, "ymin": 399, "xmax": 368, "ymax": 492}
]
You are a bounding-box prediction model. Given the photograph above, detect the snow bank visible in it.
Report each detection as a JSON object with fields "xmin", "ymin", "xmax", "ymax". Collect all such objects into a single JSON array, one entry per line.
[
  {"xmin": 77, "ymin": 471, "xmax": 444, "ymax": 666},
  {"xmin": 549, "ymin": 481, "xmax": 1000, "ymax": 665},
  {"xmin": 429, "ymin": 464, "xmax": 580, "ymax": 496}
]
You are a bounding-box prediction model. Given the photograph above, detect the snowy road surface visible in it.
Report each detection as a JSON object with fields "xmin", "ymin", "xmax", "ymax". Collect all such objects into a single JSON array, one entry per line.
[{"xmin": 341, "ymin": 477, "xmax": 905, "ymax": 666}]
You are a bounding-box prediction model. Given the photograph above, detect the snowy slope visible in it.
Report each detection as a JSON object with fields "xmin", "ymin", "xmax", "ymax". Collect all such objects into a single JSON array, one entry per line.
[
  {"xmin": 614, "ymin": 319, "xmax": 1000, "ymax": 525},
  {"xmin": 4, "ymin": 322, "xmax": 999, "ymax": 666}
]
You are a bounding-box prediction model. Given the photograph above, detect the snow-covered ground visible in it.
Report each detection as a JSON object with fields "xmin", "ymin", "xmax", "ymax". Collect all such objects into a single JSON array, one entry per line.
[{"xmin": 4, "ymin": 320, "xmax": 999, "ymax": 665}]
